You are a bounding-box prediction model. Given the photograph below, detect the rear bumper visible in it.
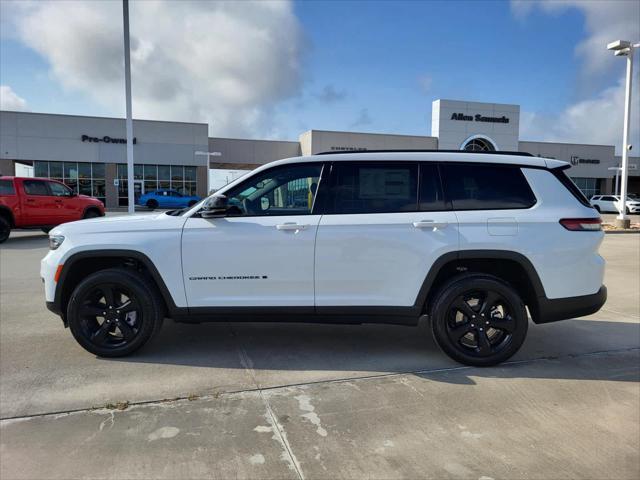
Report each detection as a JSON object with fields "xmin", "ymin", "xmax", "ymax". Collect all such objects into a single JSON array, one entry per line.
[{"xmin": 532, "ymin": 285, "xmax": 607, "ymax": 324}]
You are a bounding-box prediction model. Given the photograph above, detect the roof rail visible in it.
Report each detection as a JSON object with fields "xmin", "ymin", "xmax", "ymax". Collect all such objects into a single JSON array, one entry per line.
[{"xmin": 316, "ymin": 149, "xmax": 534, "ymax": 157}]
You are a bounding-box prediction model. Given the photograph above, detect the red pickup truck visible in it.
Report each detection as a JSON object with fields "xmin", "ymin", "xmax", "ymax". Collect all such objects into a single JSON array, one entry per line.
[{"xmin": 0, "ymin": 176, "xmax": 105, "ymax": 243}]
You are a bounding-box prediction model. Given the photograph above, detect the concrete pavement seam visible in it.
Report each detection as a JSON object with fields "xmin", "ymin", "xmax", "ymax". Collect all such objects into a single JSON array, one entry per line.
[{"xmin": 2, "ymin": 346, "xmax": 638, "ymax": 423}]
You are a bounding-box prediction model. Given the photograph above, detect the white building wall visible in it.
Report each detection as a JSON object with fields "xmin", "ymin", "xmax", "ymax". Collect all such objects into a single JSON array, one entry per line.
[
  {"xmin": 432, "ymin": 99, "xmax": 520, "ymax": 151},
  {"xmin": 0, "ymin": 111, "xmax": 209, "ymax": 166}
]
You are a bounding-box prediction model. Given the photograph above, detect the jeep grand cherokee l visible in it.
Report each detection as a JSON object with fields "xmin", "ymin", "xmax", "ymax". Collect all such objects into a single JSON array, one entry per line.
[{"xmin": 41, "ymin": 151, "xmax": 606, "ymax": 366}]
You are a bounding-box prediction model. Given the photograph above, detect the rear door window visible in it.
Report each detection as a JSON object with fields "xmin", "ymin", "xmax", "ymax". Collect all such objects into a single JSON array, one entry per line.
[
  {"xmin": 23, "ymin": 180, "xmax": 50, "ymax": 196},
  {"xmin": 440, "ymin": 163, "xmax": 536, "ymax": 210},
  {"xmin": 0, "ymin": 179, "xmax": 16, "ymax": 195},
  {"xmin": 330, "ymin": 162, "xmax": 418, "ymax": 214}
]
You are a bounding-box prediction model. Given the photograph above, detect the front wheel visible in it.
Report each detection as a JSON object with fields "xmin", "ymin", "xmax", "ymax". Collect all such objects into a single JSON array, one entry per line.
[
  {"xmin": 67, "ymin": 268, "xmax": 164, "ymax": 357},
  {"xmin": 429, "ymin": 274, "xmax": 528, "ymax": 367}
]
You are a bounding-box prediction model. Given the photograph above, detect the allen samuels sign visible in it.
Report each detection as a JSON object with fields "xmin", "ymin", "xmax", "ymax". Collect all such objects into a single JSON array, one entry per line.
[{"xmin": 451, "ymin": 113, "xmax": 510, "ymax": 124}]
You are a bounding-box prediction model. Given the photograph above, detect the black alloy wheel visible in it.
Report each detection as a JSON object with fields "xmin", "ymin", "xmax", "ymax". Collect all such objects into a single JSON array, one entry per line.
[
  {"xmin": 84, "ymin": 210, "xmax": 100, "ymax": 219},
  {"xmin": 430, "ymin": 274, "xmax": 528, "ymax": 366},
  {"xmin": 147, "ymin": 199, "xmax": 158, "ymax": 210},
  {"xmin": 77, "ymin": 284, "xmax": 143, "ymax": 349},
  {"xmin": 67, "ymin": 268, "xmax": 163, "ymax": 357}
]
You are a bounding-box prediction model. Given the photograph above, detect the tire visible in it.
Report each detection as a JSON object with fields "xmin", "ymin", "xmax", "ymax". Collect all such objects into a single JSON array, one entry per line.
[
  {"xmin": 0, "ymin": 216, "xmax": 10, "ymax": 244},
  {"xmin": 187, "ymin": 200, "xmax": 197, "ymax": 207},
  {"xmin": 594, "ymin": 205, "xmax": 601, "ymax": 213},
  {"xmin": 41, "ymin": 227, "xmax": 53, "ymax": 234},
  {"xmin": 84, "ymin": 209, "xmax": 100, "ymax": 219},
  {"xmin": 429, "ymin": 274, "xmax": 528, "ymax": 367},
  {"xmin": 67, "ymin": 268, "xmax": 164, "ymax": 357},
  {"xmin": 146, "ymin": 199, "xmax": 158, "ymax": 210}
]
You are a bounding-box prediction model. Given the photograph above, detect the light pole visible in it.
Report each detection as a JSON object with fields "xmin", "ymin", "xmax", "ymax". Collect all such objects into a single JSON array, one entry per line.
[
  {"xmin": 607, "ymin": 40, "xmax": 640, "ymax": 228},
  {"xmin": 122, "ymin": 0, "xmax": 135, "ymax": 214},
  {"xmin": 195, "ymin": 151, "xmax": 221, "ymax": 195}
]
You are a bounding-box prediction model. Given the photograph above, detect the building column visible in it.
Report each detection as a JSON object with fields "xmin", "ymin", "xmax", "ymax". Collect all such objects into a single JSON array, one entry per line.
[
  {"xmin": 0, "ymin": 159, "xmax": 14, "ymax": 176},
  {"xmin": 105, "ymin": 163, "xmax": 118, "ymax": 209},
  {"xmin": 196, "ymin": 165, "xmax": 208, "ymax": 197}
]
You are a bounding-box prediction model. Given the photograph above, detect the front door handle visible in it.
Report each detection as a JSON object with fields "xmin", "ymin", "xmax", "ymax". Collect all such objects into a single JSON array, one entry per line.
[
  {"xmin": 276, "ymin": 223, "xmax": 308, "ymax": 231},
  {"xmin": 413, "ymin": 220, "xmax": 449, "ymax": 229}
]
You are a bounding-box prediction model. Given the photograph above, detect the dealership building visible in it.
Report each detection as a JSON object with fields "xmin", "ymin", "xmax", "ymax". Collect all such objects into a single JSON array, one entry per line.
[{"xmin": 1, "ymin": 99, "xmax": 638, "ymax": 208}]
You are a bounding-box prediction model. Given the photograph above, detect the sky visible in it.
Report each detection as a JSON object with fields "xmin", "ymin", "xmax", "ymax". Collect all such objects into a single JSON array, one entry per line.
[{"xmin": 1, "ymin": 0, "xmax": 639, "ymax": 152}]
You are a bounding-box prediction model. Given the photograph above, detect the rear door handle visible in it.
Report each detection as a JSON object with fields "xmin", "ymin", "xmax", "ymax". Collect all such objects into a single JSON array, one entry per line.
[
  {"xmin": 276, "ymin": 223, "xmax": 308, "ymax": 231},
  {"xmin": 413, "ymin": 220, "xmax": 448, "ymax": 229}
]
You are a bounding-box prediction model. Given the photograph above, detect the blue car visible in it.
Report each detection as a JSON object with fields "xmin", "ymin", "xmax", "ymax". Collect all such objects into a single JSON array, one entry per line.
[{"xmin": 138, "ymin": 189, "xmax": 201, "ymax": 210}]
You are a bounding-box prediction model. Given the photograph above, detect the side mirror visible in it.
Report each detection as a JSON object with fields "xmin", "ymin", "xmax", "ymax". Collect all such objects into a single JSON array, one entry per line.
[{"xmin": 200, "ymin": 195, "xmax": 229, "ymax": 218}]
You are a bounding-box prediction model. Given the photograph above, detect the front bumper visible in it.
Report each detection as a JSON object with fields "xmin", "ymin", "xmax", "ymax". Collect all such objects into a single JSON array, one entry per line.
[{"xmin": 532, "ymin": 285, "xmax": 607, "ymax": 324}]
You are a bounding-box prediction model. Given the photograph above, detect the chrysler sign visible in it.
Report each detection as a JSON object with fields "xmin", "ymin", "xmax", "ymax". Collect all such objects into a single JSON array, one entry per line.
[
  {"xmin": 451, "ymin": 113, "xmax": 510, "ymax": 124},
  {"xmin": 82, "ymin": 134, "xmax": 137, "ymax": 144}
]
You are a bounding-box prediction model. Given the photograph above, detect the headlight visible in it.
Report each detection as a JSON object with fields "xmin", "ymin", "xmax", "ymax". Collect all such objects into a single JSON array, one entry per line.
[{"xmin": 49, "ymin": 235, "xmax": 65, "ymax": 250}]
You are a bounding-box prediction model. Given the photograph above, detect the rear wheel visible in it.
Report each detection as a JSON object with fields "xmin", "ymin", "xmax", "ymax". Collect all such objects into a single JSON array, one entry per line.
[
  {"xmin": 146, "ymin": 199, "xmax": 158, "ymax": 210},
  {"xmin": 429, "ymin": 274, "xmax": 528, "ymax": 366},
  {"xmin": 0, "ymin": 217, "xmax": 10, "ymax": 243},
  {"xmin": 67, "ymin": 268, "xmax": 164, "ymax": 357}
]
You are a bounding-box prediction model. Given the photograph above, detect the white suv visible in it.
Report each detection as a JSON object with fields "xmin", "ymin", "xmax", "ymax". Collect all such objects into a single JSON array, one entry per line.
[
  {"xmin": 590, "ymin": 194, "xmax": 640, "ymax": 214},
  {"xmin": 41, "ymin": 151, "xmax": 607, "ymax": 366}
]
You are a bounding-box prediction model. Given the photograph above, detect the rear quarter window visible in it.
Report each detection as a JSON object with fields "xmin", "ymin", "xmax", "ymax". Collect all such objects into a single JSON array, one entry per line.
[
  {"xmin": 0, "ymin": 179, "xmax": 16, "ymax": 196},
  {"xmin": 441, "ymin": 163, "xmax": 537, "ymax": 210}
]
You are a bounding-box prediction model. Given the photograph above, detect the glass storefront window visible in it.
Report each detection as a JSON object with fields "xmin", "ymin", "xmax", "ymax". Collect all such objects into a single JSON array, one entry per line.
[
  {"xmin": 134, "ymin": 165, "xmax": 143, "ymax": 180},
  {"xmin": 116, "ymin": 163, "xmax": 200, "ymax": 204},
  {"xmin": 92, "ymin": 163, "xmax": 105, "ymax": 179},
  {"xmin": 158, "ymin": 165, "xmax": 171, "ymax": 180},
  {"xmin": 171, "ymin": 165, "xmax": 184, "ymax": 182},
  {"xmin": 570, "ymin": 177, "xmax": 600, "ymax": 198},
  {"xmin": 185, "ymin": 166, "xmax": 197, "ymax": 181},
  {"xmin": 34, "ymin": 161, "xmax": 105, "ymax": 203},
  {"xmin": 34, "ymin": 161, "xmax": 48, "ymax": 177},
  {"xmin": 78, "ymin": 163, "xmax": 91, "ymax": 179},
  {"xmin": 93, "ymin": 180, "xmax": 105, "ymax": 199},
  {"xmin": 79, "ymin": 178, "xmax": 92, "ymax": 195},
  {"xmin": 144, "ymin": 164, "xmax": 157, "ymax": 181},
  {"xmin": 49, "ymin": 162, "xmax": 63, "ymax": 178},
  {"xmin": 64, "ymin": 162, "xmax": 78, "ymax": 180}
]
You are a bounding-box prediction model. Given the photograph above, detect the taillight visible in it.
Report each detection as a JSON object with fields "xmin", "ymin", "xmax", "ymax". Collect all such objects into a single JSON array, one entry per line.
[{"xmin": 559, "ymin": 218, "xmax": 602, "ymax": 231}]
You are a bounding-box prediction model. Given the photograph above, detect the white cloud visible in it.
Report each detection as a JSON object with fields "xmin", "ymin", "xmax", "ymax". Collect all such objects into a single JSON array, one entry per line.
[
  {"xmin": 417, "ymin": 75, "xmax": 432, "ymax": 94},
  {"xmin": 0, "ymin": 85, "xmax": 29, "ymax": 111},
  {"xmin": 520, "ymin": 73, "xmax": 640, "ymax": 151},
  {"xmin": 4, "ymin": 0, "xmax": 304, "ymax": 137},
  {"xmin": 512, "ymin": 0, "xmax": 640, "ymax": 153}
]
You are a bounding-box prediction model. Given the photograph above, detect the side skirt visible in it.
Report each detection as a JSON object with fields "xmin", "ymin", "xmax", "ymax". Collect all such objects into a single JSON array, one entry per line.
[{"xmin": 171, "ymin": 306, "xmax": 420, "ymax": 326}]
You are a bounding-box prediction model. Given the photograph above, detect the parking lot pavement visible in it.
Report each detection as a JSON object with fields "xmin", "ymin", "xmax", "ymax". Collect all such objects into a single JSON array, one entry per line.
[{"xmin": 1, "ymin": 232, "xmax": 639, "ymax": 479}]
